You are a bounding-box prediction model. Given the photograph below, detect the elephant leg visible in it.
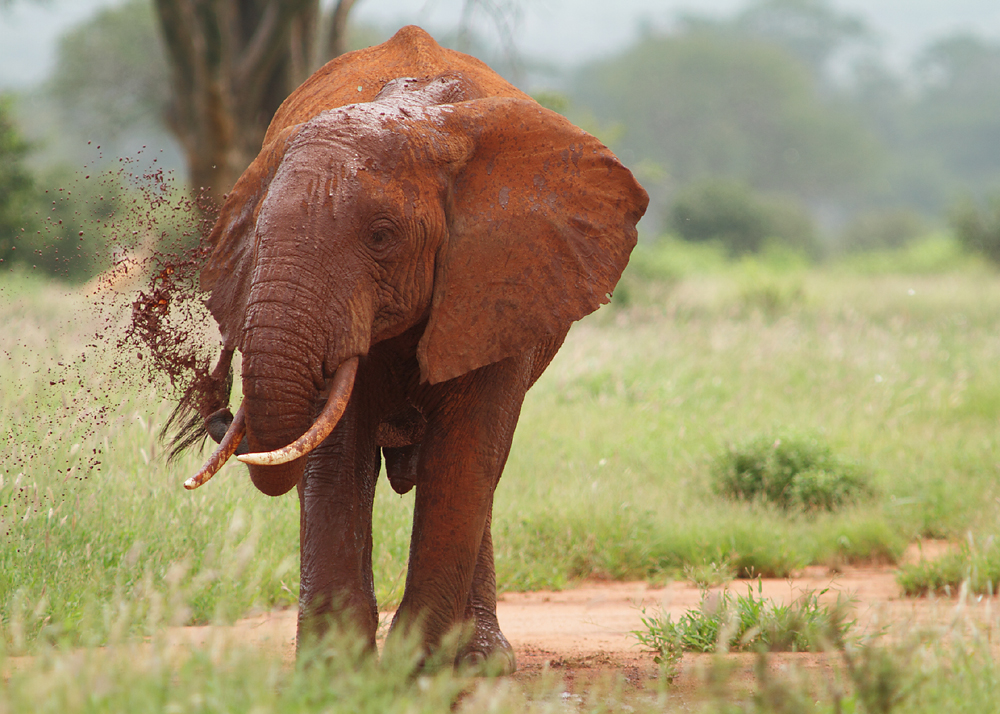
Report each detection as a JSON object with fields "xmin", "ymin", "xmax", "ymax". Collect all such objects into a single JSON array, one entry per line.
[
  {"xmin": 296, "ymin": 407, "xmax": 380, "ymax": 653},
  {"xmin": 455, "ymin": 511, "xmax": 516, "ymax": 674},
  {"xmin": 389, "ymin": 361, "xmax": 528, "ymax": 667}
]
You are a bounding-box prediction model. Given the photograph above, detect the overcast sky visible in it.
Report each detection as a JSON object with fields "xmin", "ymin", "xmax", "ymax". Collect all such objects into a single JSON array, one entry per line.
[{"xmin": 2, "ymin": 0, "xmax": 1000, "ymax": 89}]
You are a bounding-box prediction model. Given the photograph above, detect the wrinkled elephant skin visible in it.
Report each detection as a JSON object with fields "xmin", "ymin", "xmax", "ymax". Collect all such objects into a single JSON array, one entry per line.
[{"xmin": 187, "ymin": 25, "xmax": 648, "ymax": 672}]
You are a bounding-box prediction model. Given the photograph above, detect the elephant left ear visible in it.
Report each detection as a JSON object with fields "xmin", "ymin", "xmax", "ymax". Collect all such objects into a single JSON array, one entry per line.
[
  {"xmin": 416, "ymin": 98, "xmax": 649, "ymax": 384},
  {"xmin": 201, "ymin": 124, "xmax": 301, "ymax": 350}
]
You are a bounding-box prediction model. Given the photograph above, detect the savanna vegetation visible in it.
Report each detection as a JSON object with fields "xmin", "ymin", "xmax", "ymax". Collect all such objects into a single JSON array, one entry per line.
[
  {"xmin": 5, "ymin": 0, "xmax": 1000, "ymax": 711},
  {"xmin": 5, "ymin": 237, "xmax": 1000, "ymax": 710}
]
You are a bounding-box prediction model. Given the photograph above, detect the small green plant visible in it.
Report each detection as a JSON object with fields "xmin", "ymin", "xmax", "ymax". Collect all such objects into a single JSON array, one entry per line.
[
  {"xmin": 684, "ymin": 560, "xmax": 735, "ymax": 588},
  {"xmin": 714, "ymin": 432, "xmax": 873, "ymax": 511},
  {"xmin": 632, "ymin": 580, "xmax": 856, "ymax": 672},
  {"xmin": 898, "ymin": 537, "xmax": 1000, "ymax": 597},
  {"xmin": 633, "ymin": 606, "xmax": 684, "ymax": 682}
]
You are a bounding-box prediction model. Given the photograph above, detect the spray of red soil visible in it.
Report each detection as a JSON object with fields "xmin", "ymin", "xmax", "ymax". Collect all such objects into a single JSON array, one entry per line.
[{"xmin": 1, "ymin": 148, "xmax": 231, "ymax": 495}]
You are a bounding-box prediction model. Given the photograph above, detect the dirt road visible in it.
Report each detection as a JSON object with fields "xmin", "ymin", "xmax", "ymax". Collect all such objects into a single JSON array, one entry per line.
[{"xmin": 166, "ymin": 543, "xmax": 991, "ymax": 697}]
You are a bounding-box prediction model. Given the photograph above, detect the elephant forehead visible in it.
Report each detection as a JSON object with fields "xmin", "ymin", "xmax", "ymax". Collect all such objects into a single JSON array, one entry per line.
[
  {"xmin": 295, "ymin": 105, "xmax": 423, "ymax": 156},
  {"xmin": 257, "ymin": 142, "xmax": 436, "ymax": 234},
  {"xmin": 257, "ymin": 159, "xmax": 337, "ymax": 230},
  {"xmin": 290, "ymin": 99, "xmax": 469, "ymax": 168}
]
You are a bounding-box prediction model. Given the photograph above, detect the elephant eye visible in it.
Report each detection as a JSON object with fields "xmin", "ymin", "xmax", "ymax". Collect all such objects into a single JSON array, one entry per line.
[{"xmin": 366, "ymin": 221, "xmax": 399, "ymax": 252}]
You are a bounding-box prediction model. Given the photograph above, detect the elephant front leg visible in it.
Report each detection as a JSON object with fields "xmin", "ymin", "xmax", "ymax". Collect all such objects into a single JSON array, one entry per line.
[
  {"xmin": 456, "ymin": 512, "xmax": 516, "ymax": 674},
  {"xmin": 297, "ymin": 435, "xmax": 380, "ymax": 653},
  {"xmin": 387, "ymin": 458, "xmax": 492, "ymax": 666},
  {"xmin": 389, "ymin": 362, "xmax": 528, "ymax": 669}
]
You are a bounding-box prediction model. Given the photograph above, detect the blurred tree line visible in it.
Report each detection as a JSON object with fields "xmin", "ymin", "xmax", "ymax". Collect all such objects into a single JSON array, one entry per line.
[
  {"xmin": 568, "ymin": 0, "xmax": 1000, "ymax": 258},
  {"xmin": 4, "ymin": 0, "xmax": 1000, "ymax": 281}
]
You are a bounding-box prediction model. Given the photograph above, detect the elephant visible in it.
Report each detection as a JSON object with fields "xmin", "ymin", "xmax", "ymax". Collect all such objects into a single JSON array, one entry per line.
[{"xmin": 177, "ymin": 25, "xmax": 648, "ymax": 673}]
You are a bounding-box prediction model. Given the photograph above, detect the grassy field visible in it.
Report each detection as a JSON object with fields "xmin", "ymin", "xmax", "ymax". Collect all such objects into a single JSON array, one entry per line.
[{"xmin": 4, "ymin": 235, "xmax": 1000, "ymax": 710}]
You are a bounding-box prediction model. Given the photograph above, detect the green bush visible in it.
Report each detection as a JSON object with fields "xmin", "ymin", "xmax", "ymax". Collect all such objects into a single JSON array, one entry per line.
[
  {"xmin": 842, "ymin": 208, "xmax": 929, "ymax": 253},
  {"xmin": 14, "ymin": 169, "xmax": 126, "ymax": 281},
  {"xmin": 668, "ymin": 178, "xmax": 820, "ymax": 258},
  {"xmin": 714, "ymin": 432, "xmax": 873, "ymax": 511},
  {"xmin": 0, "ymin": 95, "xmax": 38, "ymax": 265},
  {"xmin": 949, "ymin": 194, "xmax": 1000, "ymax": 264}
]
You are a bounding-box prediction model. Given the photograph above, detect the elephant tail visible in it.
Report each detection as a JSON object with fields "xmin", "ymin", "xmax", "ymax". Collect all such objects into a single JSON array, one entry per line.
[
  {"xmin": 159, "ymin": 350, "xmax": 235, "ymax": 461},
  {"xmin": 160, "ymin": 406, "xmax": 210, "ymax": 461}
]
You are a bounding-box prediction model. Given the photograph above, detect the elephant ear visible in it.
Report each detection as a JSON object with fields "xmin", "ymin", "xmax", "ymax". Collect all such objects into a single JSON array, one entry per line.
[
  {"xmin": 200, "ymin": 125, "xmax": 301, "ymax": 350},
  {"xmin": 416, "ymin": 98, "xmax": 649, "ymax": 384}
]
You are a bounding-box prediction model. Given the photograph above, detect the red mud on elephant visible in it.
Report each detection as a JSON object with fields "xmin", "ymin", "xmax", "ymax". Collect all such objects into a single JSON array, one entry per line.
[{"xmin": 128, "ymin": 26, "xmax": 649, "ymax": 674}]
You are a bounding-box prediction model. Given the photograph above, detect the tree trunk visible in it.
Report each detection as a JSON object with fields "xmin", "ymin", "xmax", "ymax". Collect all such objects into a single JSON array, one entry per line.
[
  {"xmin": 153, "ymin": 0, "xmax": 355, "ymax": 206},
  {"xmin": 326, "ymin": 0, "xmax": 359, "ymax": 59},
  {"xmin": 152, "ymin": 1, "xmax": 515, "ymax": 205}
]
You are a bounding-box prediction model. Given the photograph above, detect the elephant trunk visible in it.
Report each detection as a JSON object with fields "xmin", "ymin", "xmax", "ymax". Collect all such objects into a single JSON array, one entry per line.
[
  {"xmin": 214, "ymin": 228, "xmax": 372, "ymax": 496},
  {"xmin": 240, "ymin": 321, "xmax": 328, "ymax": 497},
  {"xmin": 239, "ymin": 357, "xmax": 358, "ymax": 467},
  {"xmin": 182, "ymin": 357, "xmax": 356, "ymax": 494}
]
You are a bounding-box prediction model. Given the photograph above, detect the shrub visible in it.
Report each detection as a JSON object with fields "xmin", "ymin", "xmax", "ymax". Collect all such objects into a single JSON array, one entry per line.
[
  {"xmin": 632, "ymin": 579, "xmax": 855, "ymax": 670},
  {"xmin": 13, "ymin": 169, "xmax": 125, "ymax": 282},
  {"xmin": 841, "ymin": 208, "xmax": 928, "ymax": 254},
  {"xmin": 714, "ymin": 432, "xmax": 873, "ymax": 511},
  {"xmin": 949, "ymin": 194, "xmax": 1000, "ymax": 264},
  {"xmin": 668, "ymin": 178, "xmax": 819, "ymax": 258}
]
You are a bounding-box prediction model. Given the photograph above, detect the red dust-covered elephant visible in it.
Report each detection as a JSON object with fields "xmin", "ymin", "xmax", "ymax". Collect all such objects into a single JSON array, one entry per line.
[{"xmin": 181, "ymin": 26, "xmax": 648, "ymax": 672}]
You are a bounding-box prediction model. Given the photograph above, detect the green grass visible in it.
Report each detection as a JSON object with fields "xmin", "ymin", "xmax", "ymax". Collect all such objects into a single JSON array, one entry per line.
[
  {"xmin": 898, "ymin": 536, "xmax": 1000, "ymax": 597},
  {"xmin": 5, "ymin": 244, "xmax": 1000, "ymax": 709},
  {"xmin": 498, "ymin": 262, "xmax": 1000, "ymax": 583},
  {"xmin": 7, "ymin": 255, "xmax": 1000, "ymax": 646},
  {"xmin": 632, "ymin": 579, "xmax": 856, "ymax": 681}
]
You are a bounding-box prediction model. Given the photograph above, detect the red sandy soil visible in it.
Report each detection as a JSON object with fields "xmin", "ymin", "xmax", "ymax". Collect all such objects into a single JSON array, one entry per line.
[
  {"xmin": 160, "ymin": 540, "xmax": 995, "ymax": 700},
  {"xmin": 10, "ymin": 541, "xmax": 994, "ymax": 705}
]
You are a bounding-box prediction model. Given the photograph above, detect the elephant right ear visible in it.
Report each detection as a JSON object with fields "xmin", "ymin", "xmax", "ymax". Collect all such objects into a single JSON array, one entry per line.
[
  {"xmin": 200, "ymin": 125, "xmax": 301, "ymax": 350},
  {"xmin": 416, "ymin": 98, "xmax": 649, "ymax": 384}
]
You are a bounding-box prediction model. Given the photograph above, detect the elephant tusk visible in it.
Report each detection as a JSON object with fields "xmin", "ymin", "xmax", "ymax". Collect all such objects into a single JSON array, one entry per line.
[
  {"xmin": 237, "ymin": 356, "xmax": 359, "ymax": 467},
  {"xmin": 184, "ymin": 403, "xmax": 247, "ymax": 490}
]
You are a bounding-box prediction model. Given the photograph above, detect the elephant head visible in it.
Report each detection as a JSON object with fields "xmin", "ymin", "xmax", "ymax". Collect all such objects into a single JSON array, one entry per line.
[{"xmin": 187, "ymin": 73, "xmax": 648, "ymax": 497}]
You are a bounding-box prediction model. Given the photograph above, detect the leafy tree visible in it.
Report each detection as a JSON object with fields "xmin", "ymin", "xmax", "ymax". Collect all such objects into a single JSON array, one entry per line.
[
  {"xmin": 149, "ymin": 0, "xmax": 341, "ymax": 203},
  {"xmin": 911, "ymin": 34, "xmax": 1000, "ymax": 189},
  {"xmin": 149, "ymin": 1, "xmax": 512, "ymax": 203},
  {"xmin": 49, "ymin": 0, "xmax": 170, "ymax": 144},
  {"xmin": 683, "ymin": 0, "xmax": 872, "ymax": 80},
  {"xmin": 21, "ymin": 168, "xmax": 127, "ymax": 281},
  {"xmin": 0, "ymin": 96, "xmax": 128, "ymax": 282},
  {"xmin": 574, "ymin": 31, "xmax": 879, "ymax": 207}
]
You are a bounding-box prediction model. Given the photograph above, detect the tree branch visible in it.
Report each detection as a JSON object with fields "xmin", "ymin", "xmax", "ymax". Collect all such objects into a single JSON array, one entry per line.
[
  {"xmin": 153, "ymin": 0, "xmax": 198, "ymax": 88},
  {"xmin": 326, "ymin": 0, "xmax": 359, "ymax": 59},
  {"xmin": 235, "ymin": 0, "xmax": 313, "ymax": 91}
]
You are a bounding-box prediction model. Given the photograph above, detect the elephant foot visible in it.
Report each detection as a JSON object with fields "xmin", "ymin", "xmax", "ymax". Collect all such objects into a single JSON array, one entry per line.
[{"xmin": 456, "ymin": 620, "xmax": 516, "ymax": 676}]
